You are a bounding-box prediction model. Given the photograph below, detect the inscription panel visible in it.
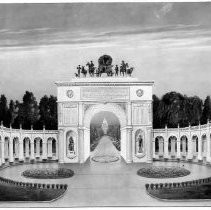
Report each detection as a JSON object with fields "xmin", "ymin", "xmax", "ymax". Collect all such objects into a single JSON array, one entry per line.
[
  {"xmin": 132, "ymin": 103, "xmax": 150, "ymax": 125},
  {"xmin": 81, "ymin": 87, "xmax": 129, "ymax": 101},
  {"xmin": 62, "ymin": 103, "xmax": 78, "ymax": 125}
]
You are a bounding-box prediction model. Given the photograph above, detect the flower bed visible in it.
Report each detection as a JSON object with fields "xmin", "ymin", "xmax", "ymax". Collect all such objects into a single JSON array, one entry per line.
[
  {"xmin": 137, "ymin": 166, "xmax": 190, "ymax": 178},
  {"xmin": 22, "ymin": 168, "xmax": 74, "ymax": 179}
]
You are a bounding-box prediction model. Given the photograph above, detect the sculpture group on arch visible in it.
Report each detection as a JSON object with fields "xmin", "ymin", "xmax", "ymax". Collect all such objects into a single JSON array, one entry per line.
[{"xmin": 75, "ymin": 54, "xmax": 134, "ymax": 77}]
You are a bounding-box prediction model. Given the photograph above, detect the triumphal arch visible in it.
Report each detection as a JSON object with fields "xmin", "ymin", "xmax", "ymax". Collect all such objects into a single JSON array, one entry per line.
[{"xmin": 55, "ymin": 55, "xmax": 154, "ymax": 164}]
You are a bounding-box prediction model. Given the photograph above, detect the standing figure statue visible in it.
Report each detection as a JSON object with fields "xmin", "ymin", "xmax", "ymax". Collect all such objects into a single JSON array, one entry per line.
[
  {"xmin": 76, "ymin": 65, "xmax": 81, "ymax": 77},
  {"xmin": 137, "ymin": 135, "xmax": 143, "ymax": 153},
  {"xmin": 86, "ymin": 61, "xmax": 95, "ymax": 77},
  {"xmin": 81, "ymin": 66, "xmax": 87, "ymax": 77},
  {"xmin": 120, "ymin": 61, "xmax": 127, "ymax": 76},
  {"xmin": 68, "ymin": 137, "xmax": 74, "ymax": 152},
  {"xmin": 115, "ymin": 65, "xmax": 119, "ymax": 76}
]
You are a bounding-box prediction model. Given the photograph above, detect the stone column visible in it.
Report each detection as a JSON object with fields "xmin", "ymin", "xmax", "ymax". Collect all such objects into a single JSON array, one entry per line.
[
  {"xmin": 9, "ymin": 139, "xmax": 14, "ymax": 163},
  {"xmin": 152, "ymin": 139, "xmax": 155, "ymax": 159},
  {"xmin": 30, "ymin": 140, "xmax": 35, "ymax": 160},
  {"xmin": 164, "ymin": 125, "xmax": 168, "ymax": 159},
  {"xmin": 47, "ymin": 141, "xmax": 52, "ymax": 158},
  {"xmin": 187, "ymin": 126, "xmax": 193, "ymax": 160},
  {"xmin": 198, "ymin": 135, "xmax": 202, "ymax": 161},
  {"xmin": 206, "ymin": 121, "xmax": 211, "ymax": 162},
  {"xmin": 171, "ymin": 139, "xmax": 175, "ymax": 156},
  {"xmin": 78, "ymin": 102, "xmax": 84, "ymax": 163},
  {"xmin": 1, "ymin": 139, "xmax": 4, "ymax": 164},
  {"xmin": 127, "ymin": 102, "xmax": 132, "ymax": 125},
  {"xmin": 126, "ymin": 126, "xmax": 133, "ymax": 163},
  {"xmin": 42, "ymin": 141, "xmax": 47, "ymax": 159},
  {"xmin": 78, "ymin": 127, "xmax": 84, "ymax": 163},
  {"xmin": 25, "ymin": 140, "xmax": 30, "ymax": 157},
  {"xmin": 158, "ymin": 139, "xmax": 164, "ymax": 156},
  {"xmin": 182, "ymin": 139, "xmax": 186, "ymax": 155},
  {"xmin": 58, "ymin": 129, "xmax": 64, "ymax": 163},
  {"xmin": 42, "ymin": 128, "xmax": 47, "ymax": 160},
  {"xmin": 146, "ymin": 127, "xmax": 153, "ymax": 163},
  {"xmin": 0, "ymin": 139, "xmax": 2, "ymax": 166},
  {"xmin": 36, "ymin": 140, "xmax": 40, "ymax": 157},
  {"xmin": 55, "ymin": 142, "xmax": 59, "ymax": 159},
  {"xmin": 18, "ymin": 140, "xmax": 24, "ymax": 162}
]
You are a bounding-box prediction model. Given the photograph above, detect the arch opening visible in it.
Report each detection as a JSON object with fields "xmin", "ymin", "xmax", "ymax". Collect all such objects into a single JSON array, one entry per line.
[{"xmin": 83, "ymin": 103, "xmax": 127, "ymax": 163}]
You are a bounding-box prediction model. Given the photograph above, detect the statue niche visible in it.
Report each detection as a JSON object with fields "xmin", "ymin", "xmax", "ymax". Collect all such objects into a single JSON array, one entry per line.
[
  {"xmin": 135, "ymin": 129, "xmax": 145, "ymax": 157},
  {"xmin": 66, "ymin": 131, "xmax": 77, "ymax": 158}
]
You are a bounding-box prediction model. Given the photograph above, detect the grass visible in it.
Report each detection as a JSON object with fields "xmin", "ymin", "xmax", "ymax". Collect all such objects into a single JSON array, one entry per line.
[
  {"xmin": 137, "ymin": 166, "xmax": 190, "ymax": 178},
  {"xmin": 148, "ymin": 183, "xmax": 211, "ymax": 200},
  {"xmin": 0, "ymin": 181, "xmax": 66, "ymax": 201},
  {"xmin": 22, "ymin": 168, "xmax": 74, "ymax": 179}
]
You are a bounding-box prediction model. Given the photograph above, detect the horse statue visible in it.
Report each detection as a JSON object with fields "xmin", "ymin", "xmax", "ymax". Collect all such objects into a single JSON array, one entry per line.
[
  {"xmin": 81, "ymin": 66, "xmax": 87, "ymax": 77},
  {"xmin": 86, "ymin": 61, "xmax": 95, "ymax": 77},
  {"xmin": 126, "ymin": 67, "xmax": 134, "ymax": 76},
  {"xmin": 120, "ymin": 61, "xmax": 128, "ymax": 76}
]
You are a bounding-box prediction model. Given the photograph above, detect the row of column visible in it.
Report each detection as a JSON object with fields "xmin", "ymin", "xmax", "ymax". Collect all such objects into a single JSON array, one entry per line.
[
  {"xmin": 153, "ymin": 136, "xmax": 211, "ymax": 162},
  {"xmin": 0, "ymin": 139, "xmax": 58, "ymax": 165}
]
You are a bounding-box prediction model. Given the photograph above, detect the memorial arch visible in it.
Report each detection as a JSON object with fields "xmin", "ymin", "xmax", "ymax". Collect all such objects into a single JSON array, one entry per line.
[{"xmin": 56, "ymin": 77, "xmax": 154, "ymax": 164}]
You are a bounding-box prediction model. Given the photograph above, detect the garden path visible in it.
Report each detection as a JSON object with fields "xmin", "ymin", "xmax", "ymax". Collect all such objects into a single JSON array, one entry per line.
[{"xmin": 0, "ymin": 159, "xmax": 211, "ymax": 206}]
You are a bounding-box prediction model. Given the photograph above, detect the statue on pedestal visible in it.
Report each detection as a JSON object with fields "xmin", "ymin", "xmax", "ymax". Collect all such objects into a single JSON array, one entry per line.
[{"xmin": 101, "ymin": 118, "xmax": 109, "ymax": 135}]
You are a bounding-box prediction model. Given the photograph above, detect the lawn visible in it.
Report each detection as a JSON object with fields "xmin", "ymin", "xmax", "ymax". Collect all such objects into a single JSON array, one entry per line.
[
  {"xmin": 148, "ymin": 183, "xmax": 211, "ymax": 200},
  {"xmin": 0, "ymin": 181, "xmax": 66, "ymax": 201},
  {"xmin": 137, "ymin": 166, "xmax": 190, "ymax": 178},
  {"xmin": 22, "ymin": 168, "xmax": 74, "ymax": 179}
]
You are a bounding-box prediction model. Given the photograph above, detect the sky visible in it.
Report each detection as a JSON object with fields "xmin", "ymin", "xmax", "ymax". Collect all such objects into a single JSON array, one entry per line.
[{"xmin": 1, "ymin": 3, "xmax": 211, "ymax": 102}]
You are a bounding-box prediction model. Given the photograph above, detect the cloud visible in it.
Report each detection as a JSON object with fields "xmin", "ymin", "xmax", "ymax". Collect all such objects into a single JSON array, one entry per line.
[
  {"xmin": 1, "ymin": 23, "xmax": 211, "ymax": 53},
  {"xmin": 154, "ymin": 3, "xmax": 173, "ymax": 19}
]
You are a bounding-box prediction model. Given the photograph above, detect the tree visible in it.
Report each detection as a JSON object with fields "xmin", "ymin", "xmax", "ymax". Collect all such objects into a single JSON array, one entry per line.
[
  {"xmin": 7, "ymin": 100, "xmax": 16, "ymax": 127},
  {"xmin": 18, "ymin": 91, "xmax": 39, "ymax": 129},
  {"xmin": 201, "ymin": 96, "xmax": 211, "ymax": 124},
  {"xmin": 0, "ymin": 94, "xmax": 8, "ymax": 126},
  {"xmin": 38, "ymin": 95, "xmax": 57, "ymax": 130},
  {"xmin": 152, "ymin": 94, "xmax": 161, "ymax": 128}
]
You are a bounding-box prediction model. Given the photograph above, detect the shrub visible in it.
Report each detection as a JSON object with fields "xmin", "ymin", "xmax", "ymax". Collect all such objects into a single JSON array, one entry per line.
[
  {"xmin": 164, "ymin": 183, "xmax": 168, "ymax": 188},
  {"xmin": 150, "ymin": 184, "xmax": 154, "ymax": 189},
  {"xmin": 64, "ymin": 184, "xmax": 68, "ymax": 190},
  {"xmin": 145, "ymin": 184, "xmax": 149, "ymax": 189}
]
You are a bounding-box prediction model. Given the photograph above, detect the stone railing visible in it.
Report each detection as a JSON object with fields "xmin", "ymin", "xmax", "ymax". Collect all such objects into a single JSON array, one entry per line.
[
  {"xmin": 145, "ymin": 177, "xmax": 211, "ymax": 191},
  {"xmin": 0, "ymin": 176, "xmax": 68, "ymax": 190}
]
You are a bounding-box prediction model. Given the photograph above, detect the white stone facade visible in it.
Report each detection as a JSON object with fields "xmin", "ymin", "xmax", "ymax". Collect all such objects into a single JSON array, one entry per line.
[
  {"xmin": 0, "ymin": 77, "xmax": 211, "ymax": 165},
  {"xmin": 153, "ymin": 123, "xmax": 211, "ymax": 163},
  {"xmin": 55, "ymin": 77, "xmax": 154, "ymax": 163}
]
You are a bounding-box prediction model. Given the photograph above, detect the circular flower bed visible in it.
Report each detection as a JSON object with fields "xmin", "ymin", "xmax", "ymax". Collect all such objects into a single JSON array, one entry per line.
[
  {"xmin": 137, "ymin": 166, "xmax": 190, "ymax": 178},
  {"xmin": 22, "ymin": 168, "xmax": 74, "ymax": 179},
  {"xmin": 91, "ymin": 155, "xmax": 119, "ymax": 163}
]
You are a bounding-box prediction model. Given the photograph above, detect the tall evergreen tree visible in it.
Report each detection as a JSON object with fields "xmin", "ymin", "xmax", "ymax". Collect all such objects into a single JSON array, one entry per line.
[
  {"xmin": 18, "ymin": 91, "xmax": 39, "ymax": 129},
  {"xmin": 0, "ymin": 94, "xmax": 8, "ymax": 126},
  {"xmin": 201, "ymin": 96, "xmax": 211, "ymax": 124}
]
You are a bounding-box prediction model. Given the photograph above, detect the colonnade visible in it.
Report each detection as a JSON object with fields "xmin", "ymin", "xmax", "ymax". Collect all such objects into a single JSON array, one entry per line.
[
  {"xmin": 0, "ymin": 125, "xmax": 58, "ymax": 165},
  {"xmin": 153, "ymin": 122, "xmax": 211, "ymax": 163}
]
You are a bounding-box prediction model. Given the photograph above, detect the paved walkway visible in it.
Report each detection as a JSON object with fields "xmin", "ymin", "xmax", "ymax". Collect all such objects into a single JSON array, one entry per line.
[{"xmin": 1, "ymin": 159, "xmax": 211, "ymax": 207}]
